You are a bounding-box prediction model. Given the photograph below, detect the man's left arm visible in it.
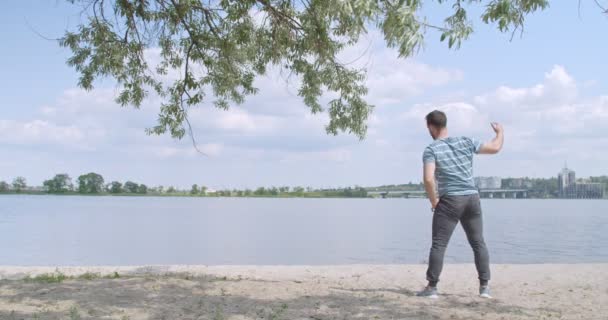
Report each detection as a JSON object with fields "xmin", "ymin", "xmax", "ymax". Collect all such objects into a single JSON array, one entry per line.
[{"xmin": 423, "ymin": 162, "xmax": 439, "ymax": 210}]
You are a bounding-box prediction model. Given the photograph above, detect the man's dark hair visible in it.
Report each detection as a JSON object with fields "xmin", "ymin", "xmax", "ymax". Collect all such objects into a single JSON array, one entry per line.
[{"xmin": 426, "ymin": 110, "xmax": 447, "ymax": 128}]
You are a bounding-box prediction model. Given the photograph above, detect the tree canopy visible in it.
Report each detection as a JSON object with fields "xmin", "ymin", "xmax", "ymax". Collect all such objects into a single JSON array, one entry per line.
[
  {"xmin": 43, "ymin": 174, "xmax": 74, "ymax": 193},
  {"xmin": 109, "ymin": 181, "xmax": 124, "ymax": 193},
  {"xmin": 77, "ymin": 172, "xmax": 105, "ymax": 193},
  {"xmin": 0, "ymin": 181, "xmax": 10, "ymax": 193},
  {"xmin": 62, "ymin": 0, "xmax": 550, "ymax": 140},
  {"xmin": 12, "ymin": 177, "xmax": 27, "ymax": 193}
]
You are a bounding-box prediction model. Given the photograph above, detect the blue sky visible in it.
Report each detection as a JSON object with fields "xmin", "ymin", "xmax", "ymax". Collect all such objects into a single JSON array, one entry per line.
[{"xmin": 1, "ymin": 1, "xmax": 607, "ymax": 189}]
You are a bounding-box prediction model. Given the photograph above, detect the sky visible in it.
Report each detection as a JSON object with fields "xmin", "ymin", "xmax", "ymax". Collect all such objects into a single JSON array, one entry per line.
[{"xmin": 1, "ymin": 1, "xmax": 607, "ymax": 189}]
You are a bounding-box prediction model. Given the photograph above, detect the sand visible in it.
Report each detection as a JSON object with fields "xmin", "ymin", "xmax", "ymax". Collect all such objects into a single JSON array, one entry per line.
[{"xmin": 0, "ymin": 264, "xmax": 606, "ymax": 320}]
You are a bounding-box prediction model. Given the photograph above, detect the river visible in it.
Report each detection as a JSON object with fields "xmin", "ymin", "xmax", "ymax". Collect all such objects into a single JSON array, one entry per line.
[{"xmin": 1, "ymin": 195, "xmax": 606, "ymax": 265}]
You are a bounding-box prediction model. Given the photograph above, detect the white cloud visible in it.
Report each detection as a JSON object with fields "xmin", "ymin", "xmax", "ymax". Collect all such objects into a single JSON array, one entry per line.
[
  {"xmin": 474, "ymin": 65, "xmax": 577, "ymax": 110},
  {"xmin": 153, "ymin": 143, "xmax": 223, "ymax": 158},
  {"xmin": 337, "ymin": 31, "xmax": 463, "ymax": 106},
  {"xmin": 280, "ymin": 148, "xmax": 352, "ymax": 164},
  {"xmin": 0, "ymin": 119, "xmax": 99, "ymax": 148},
  {"xmin": 389, "ymin": 65, "xmax": 607, "ymax": 178},
  {"xmin": 192, "ymin": 107, "xmax": 281, "ymax": 134},
  {"xmin": 366, "ymin": 56, "xmax": 463, "ymax": 105},
  {"xmin": 401, "ymin": 102, "xmax": 490, "ymax": 135}
]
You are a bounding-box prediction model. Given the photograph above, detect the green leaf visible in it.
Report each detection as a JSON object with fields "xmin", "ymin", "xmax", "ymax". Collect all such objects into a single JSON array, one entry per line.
[{"xmin": 59, "ymin": 0, "xmax": 549, "ymax": 140}]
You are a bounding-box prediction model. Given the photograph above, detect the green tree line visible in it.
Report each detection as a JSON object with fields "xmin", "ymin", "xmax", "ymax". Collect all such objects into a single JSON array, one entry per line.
[
  {"xmin": 1, "ymin": 174, "xmax": 606, "ymax": 199},
  {"xmin": 0, "ymin": 173, "xmax": 150, "ymax": 195},
  {"xmin": 0, "ymin": 173, "xmax": 369, "ymax": 198}
]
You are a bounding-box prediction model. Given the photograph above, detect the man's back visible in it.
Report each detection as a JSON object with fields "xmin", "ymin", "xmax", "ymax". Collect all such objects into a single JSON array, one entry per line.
[{"xmin": 423, "ymin": 136, "xmax": 481, "ymax": 196}]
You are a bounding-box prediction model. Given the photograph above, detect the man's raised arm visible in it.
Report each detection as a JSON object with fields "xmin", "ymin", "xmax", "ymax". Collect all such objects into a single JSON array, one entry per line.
[{"xmin": 478, "ymin": 122, "xmax": 504, "ymax": 155}]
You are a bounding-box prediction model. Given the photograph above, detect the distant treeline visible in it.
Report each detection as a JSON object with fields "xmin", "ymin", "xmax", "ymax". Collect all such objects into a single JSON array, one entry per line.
[
  {"xmin": 0, "ymin": 174, "xmax": 369, "ymax": 198},
  {"xmin": 2, "ymin": 174, "xmax": 607, "ymax": 199},
  {"xmin": 0, "ymin": 173, "xmax": 150, "ymax": 195}
]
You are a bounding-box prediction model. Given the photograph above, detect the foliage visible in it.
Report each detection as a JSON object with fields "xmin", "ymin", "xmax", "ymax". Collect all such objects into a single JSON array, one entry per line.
[
  {"xmin": 0, "ymin": 181, "xmax": 9, "ymax": 192},
  {"xmin": 12, "ymin": 176, "xmax": 27, "ymax": 193},
  {"xmin": 77, "ymin": 272, "xmax": 101, "ymax": 280},
  {"xmin": 367, "ymin": 183, "xmax": 423, "ymax": 192},
  {"xmin": 254, "ymin": 187, "xmax": 266, "ymax": 196},
  {"xmin": 77, "ymin": 172, "xmax": 105, "ymax": 193},
  {"xmin": 43, "ymin": 174, "xmax": 74, "ymax": 193},
  {"xmin": 69, "ymin": 306, "xmax": 82, "ymax": 320},
  {"xmin": 318, "ymin": 186, "xmax": 368, "ymax": 198},
  {"xmin": 23, "ymin": 272, "xmax": 67, "ymax": 284},
  {"xmin": 109, "ymin": 181, "xmax": 123, "ymax": 193},
  {"xmin": 292, "ymin": 186, "xmax": 305, "ymax": 196},
  {"xmin": 6, "ymin": 172, "xmax": 606, "ymax": 199},
  {"xmin": 589, "ymin": 176, "xmax": 608, "ymax": 192},
  {"xmin": 61, "ymin": 0, "xmax": 548, "ymax": 140},
  {"xmin": 124, "ymin": 181, "xmax": 139, "ymax": 193},
  {"xmin": 137, "ymin": 184, "xmax": 149, "ymax": 194},
  {"xmin": 191, "ymin": 184, "xmax": 199, "ymax": 195}
]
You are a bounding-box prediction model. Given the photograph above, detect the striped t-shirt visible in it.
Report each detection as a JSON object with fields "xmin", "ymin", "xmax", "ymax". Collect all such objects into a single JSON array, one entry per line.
[{"xmin": 422, "ymin": 136, "xmax": 482, "ymax": 196}]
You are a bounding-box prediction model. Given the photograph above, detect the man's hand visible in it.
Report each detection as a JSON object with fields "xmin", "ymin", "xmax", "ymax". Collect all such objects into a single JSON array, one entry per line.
[
  {"xmin": 491, "ymin": 122, "xmax": 503, "ymax": 134},
  {"xmin": 431, "ymin": 198, "xmax": 439, "ymax": 210},
  {"xmin": 479, "ymin": 122, "xmax": 504, "ymax": 154}
]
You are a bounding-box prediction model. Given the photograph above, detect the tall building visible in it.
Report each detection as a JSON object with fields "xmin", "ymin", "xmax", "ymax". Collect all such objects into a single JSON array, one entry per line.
[
  {"xmin": 558, "ymin": 164, "xmax": 575, "ymax": 197},
  {"xmin": 474, "ymin": 177, "xmax": 502, "ymax": 190},
  {"xmin": 557, "ymin": 164, "xmax": 604, "ymax": 199}
]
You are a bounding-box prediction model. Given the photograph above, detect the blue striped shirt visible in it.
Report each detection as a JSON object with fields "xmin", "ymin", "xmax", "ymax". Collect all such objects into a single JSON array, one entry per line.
[{"xmin": 423, "ymin": 136, "xmax": 482, "ymax": 196}]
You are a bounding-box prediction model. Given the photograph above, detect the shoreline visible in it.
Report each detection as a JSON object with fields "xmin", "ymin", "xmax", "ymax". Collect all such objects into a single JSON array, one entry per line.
[
  {"xmin": 1, "ymin": 264, "xmax": 606, "ymax": 319},
  {"xmin": 2, "ymin": 193, "xmax": 607, "ymax": 200},
  {"xmin": 1, "ymin": 263, "xmax": 607, "ymax": 278}
]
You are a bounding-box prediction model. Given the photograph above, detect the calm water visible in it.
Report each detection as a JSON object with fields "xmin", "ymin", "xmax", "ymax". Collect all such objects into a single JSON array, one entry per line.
[{"xmin": 1, "ymin": 195, "xmax": 607, "ymax": 266}]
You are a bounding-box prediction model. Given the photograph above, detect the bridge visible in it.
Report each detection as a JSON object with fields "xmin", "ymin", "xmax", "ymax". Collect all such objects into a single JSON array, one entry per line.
[
  {"xmin": 368, "ymin": 189, "xmax": 529, "ymax": 199},
  {"xmin": 367, "ymin": 190, "xmax": 427, "ymax": 198},
  {"xmin": 478, "ymin": 189, "xmax": 528, "ymax": 199}
]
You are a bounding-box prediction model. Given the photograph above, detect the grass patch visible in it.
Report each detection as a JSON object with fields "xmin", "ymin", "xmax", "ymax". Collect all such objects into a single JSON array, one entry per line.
[
  {"xmin": 256, "ymin": 304, "xmax": 288, "ymax": 320},
  {"xmin": 23, "ymin": 272, "xmax": 67, "ymax": 284},
  {"xmin": 77, "ymin": 272, "xmax": 101, "ymax": 280},
  {"xmin": 213, "ymin": 306, "xmax": 225, "ymax": 320},
  {"xmin": 270, "ymin": 303, "xmax": 288, "ymax": 320},
  {"xmin": 69, "ymin": 306, "xmax": 81, "ymax": 320},
  {"xmin": 23, "ymin": 271, "xmax": 122, "ymax": 283}
]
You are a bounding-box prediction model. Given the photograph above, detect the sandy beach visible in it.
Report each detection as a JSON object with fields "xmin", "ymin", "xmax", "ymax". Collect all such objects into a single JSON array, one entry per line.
[{"xmin": 0, "ymin": 264, "xmax": 606, "ymax": 320}]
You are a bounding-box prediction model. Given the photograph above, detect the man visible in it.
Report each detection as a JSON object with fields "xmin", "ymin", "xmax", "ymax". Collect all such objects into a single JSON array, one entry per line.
[{"xmin": 417, "ymin": 110, "xmax": 504, "ymax": 299}]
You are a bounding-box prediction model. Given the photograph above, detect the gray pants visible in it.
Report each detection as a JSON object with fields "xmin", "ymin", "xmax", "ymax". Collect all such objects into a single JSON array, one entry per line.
[{"xmin": 426, "ymin": 194, "xmax": 490, "ymax": 285}]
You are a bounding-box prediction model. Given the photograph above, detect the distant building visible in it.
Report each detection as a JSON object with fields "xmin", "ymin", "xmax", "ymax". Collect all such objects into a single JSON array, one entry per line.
[
  {"xmin": 563, "ymin": 183, "xmax": 604, "ymax": 199},
  {"xmin": 502, "ymin": 178, "xmax": 532, "ymax": 189},
  {"xmin": 474, "ymin": 177, "xmax": 502, "ymax": 190},
  {"xmin": 558, "ymin": 165, "xmax": 576, "ymax": 197},
  {"xmin": 557, "ymin": 165, "xmax": 604, "ymax": 199}
]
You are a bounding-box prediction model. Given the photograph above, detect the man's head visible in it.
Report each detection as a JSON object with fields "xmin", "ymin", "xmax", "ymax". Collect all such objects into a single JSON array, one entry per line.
[{"xmin": 426, "ymin": 110, "xmax": 447, "ymax": 140}]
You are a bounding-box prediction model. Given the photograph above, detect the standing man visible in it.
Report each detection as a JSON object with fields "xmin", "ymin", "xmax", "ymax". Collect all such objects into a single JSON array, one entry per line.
[{"xmin": 417, "ymin": 110, "xmax": 504, "ymax": 299}]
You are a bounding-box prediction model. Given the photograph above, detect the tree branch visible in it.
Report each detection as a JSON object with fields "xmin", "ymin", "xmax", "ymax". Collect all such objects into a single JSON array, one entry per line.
[
  {"xmin": 180, "ymin": 42, "xmax": 206, "ymax": 156},
  {"xmin": 256, "ymin": 0, "xmax": 304, "ymax": 32},
  {"xmin": 594, "ymin": 0, "xmax": 608, "ymax": 13}
]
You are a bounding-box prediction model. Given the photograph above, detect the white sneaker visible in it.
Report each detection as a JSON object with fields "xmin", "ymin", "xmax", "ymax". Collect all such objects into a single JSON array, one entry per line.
[
  {"xmin": 416, "ymin": 286, "xmax": 439, "ymax": 299},
  {"xmin": 479, "ymin": 285, "xmax": 492, "ymax": 299}
]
